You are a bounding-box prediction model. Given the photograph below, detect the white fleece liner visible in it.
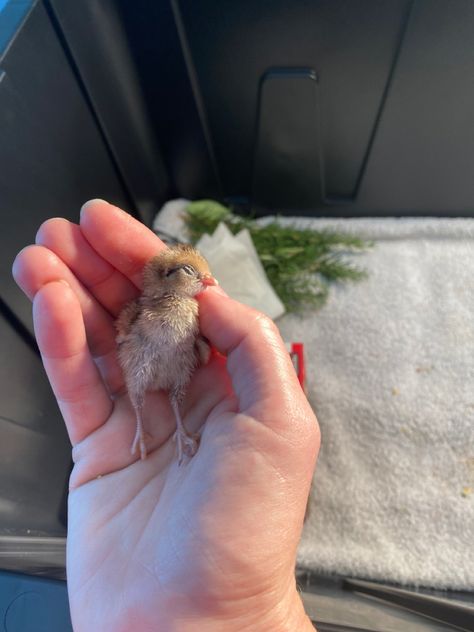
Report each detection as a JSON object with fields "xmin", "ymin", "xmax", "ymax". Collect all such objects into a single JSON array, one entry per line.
[{"xmin": 274, "ymin": 217, "xmax": 474, "ymax": 589}]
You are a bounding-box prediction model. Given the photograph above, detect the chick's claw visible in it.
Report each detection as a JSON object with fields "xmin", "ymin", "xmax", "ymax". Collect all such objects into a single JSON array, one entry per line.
[{"xmin": 173, "ymin": 428, "xmax": 200, "ymax": 466}]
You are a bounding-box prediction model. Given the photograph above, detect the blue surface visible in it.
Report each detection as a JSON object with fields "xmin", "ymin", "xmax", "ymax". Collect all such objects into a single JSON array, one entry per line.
[
  {"xmin": 0, "ymin": 572, "xmax": 73, "ymax": 632},
  {"xmin": 0, "ymin": 0, "xmax": 34, "ymax": 57}
]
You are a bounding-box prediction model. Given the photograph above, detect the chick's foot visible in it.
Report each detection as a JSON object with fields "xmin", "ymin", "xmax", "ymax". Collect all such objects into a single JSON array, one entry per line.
[{"xmin": 173, "ymin": 428, "xmax": 200, "ymax": 466}]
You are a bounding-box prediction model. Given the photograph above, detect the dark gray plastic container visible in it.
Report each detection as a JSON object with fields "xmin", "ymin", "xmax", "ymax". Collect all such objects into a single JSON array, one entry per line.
[{"xmin": 1, "ymin": 1, "xmax": 473, "ymax": 629}]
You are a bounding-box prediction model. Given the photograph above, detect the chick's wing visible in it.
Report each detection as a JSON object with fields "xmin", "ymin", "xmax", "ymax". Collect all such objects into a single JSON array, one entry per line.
[{"xmin": 115, "ymin": 299, "xmax": 140, "ymax": 343}]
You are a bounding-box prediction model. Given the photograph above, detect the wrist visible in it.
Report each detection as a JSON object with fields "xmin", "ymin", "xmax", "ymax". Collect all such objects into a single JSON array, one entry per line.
[
  {"xmin": 277, "ymin": 589, "xmax": 314, "ymax": 632},
  {"xmin": 165, "ymin": 585, "xmax": 314, "ymax": 632},
  {"xmin": 226, "ymin": 578, "xmax": 314, "ymax": 632}
]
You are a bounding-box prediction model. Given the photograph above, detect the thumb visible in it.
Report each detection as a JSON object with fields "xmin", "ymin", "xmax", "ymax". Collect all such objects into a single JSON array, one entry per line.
[{"xmin": 197, "ymin": 288, "xmax": 317, "ymax": 440}]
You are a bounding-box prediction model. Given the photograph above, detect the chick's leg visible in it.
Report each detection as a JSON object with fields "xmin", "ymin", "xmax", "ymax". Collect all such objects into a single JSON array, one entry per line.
[
  {"xmin": 130, "ymin": 394, "xmax": 148, "ymax": 460},
  {"xmin": 170, "ymin": 392, "xmax": 200, "ymax": 466}
]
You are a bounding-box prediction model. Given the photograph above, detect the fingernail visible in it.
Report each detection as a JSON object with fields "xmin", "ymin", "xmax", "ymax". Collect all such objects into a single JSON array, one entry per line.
[{"xmin": 80, "ymin": 199, "xmax": 109, "ymax": 218}]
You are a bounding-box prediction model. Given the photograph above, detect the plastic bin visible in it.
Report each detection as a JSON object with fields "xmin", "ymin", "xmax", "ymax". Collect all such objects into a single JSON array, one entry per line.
[{"xmin": 1, "ymin": 1, "xmax": 473, "ymax": 629}]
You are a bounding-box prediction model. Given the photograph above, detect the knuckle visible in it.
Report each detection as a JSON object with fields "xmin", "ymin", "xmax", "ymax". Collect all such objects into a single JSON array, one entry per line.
[{"xmin": 253, "ymin": 311, "xmax": 279, "ymax": 338}]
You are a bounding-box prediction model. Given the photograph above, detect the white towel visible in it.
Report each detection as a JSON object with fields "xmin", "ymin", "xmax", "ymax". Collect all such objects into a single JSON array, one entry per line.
[
  {"xmin": 154, "ymin": 202, "xmax": 474, "ymax": 588},
  {"xmin": 274, "ymin": 217, "xmax": 474, "ymax": 589}
]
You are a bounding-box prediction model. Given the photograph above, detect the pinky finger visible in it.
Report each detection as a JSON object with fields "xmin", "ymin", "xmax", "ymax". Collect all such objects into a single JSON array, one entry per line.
[{"xmin": 33, "ymin": 281, "xmax": 113, "ymax": 446}]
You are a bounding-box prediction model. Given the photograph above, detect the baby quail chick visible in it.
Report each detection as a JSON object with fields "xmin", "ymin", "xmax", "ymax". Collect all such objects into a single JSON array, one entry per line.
[{"xmin": 116, "ymin": 245, "xmax": 217, "ymax": 465}]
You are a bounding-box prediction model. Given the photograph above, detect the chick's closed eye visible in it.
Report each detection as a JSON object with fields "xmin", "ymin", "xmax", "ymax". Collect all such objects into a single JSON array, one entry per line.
[{"xmin": 166, "ymin": 264, "xmax": 196, "ymax": 277}]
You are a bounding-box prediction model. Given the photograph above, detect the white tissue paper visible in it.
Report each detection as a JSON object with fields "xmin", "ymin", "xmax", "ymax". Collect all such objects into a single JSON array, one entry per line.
[
  {"xmin": 152, "ymin": 198, "xmax": 191, "ymax": 243},
  {"xmin": 196, "ymin": 222, "xmax": 285, "ymax": 320}
]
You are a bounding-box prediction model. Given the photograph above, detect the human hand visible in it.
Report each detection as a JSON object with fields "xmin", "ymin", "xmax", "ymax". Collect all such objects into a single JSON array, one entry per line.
[{"xmin": 13, "ymin": 200, "xmax": 319, "ymax": 632}]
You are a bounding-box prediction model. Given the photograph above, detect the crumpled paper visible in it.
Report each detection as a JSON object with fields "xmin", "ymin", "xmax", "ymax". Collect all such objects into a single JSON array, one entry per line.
[{"xmin": 152, "ymin": 199, "xmax": 285, "ymax": 320}]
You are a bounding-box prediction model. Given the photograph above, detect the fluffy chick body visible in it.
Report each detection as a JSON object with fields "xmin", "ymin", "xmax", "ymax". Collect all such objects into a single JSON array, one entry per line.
[
  {"xmin": 116, "ymin": 245, "xmax": 215, "ymax": 463},
  {"xmin": 117, "ymin": 294, "xmax": 200, "ymax": 396}
]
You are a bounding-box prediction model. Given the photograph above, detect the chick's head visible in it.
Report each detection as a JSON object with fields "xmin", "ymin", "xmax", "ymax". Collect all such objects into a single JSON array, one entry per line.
[{"xmin": 143, "ymin": 244, "xmax": 216, "ymax": 298}]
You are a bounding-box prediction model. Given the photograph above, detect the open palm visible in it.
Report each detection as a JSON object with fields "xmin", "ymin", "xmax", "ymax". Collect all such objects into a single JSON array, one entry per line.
[{"xmin": 13, "ymin": 200, "xmax": 319, "ymax": 632}]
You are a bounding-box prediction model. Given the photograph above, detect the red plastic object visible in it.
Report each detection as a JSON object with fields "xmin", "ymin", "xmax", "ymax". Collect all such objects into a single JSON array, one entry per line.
[{"xmin": 289, "ymin": 342, "xmax": 306, "ymax": 391}]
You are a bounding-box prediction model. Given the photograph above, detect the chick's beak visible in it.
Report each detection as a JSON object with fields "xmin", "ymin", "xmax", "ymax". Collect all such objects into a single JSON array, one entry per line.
[{"xmin": 200, "ymin": 274, "xmax": 217, "ymax": 287}]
